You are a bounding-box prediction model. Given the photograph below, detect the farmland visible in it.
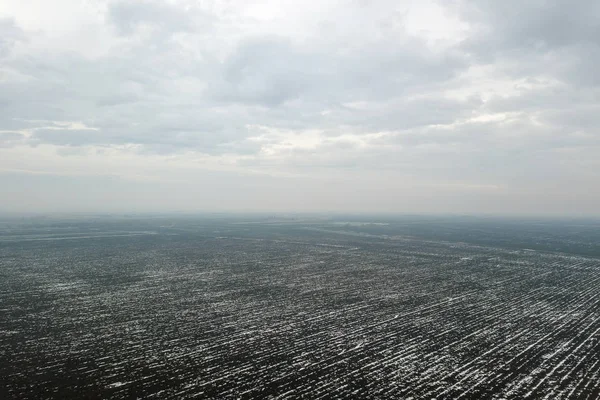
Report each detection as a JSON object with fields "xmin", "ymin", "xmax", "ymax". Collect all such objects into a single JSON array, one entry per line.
[{"xmin": 1, "ymin": 215, "xmax": 600, "ymax": 399}]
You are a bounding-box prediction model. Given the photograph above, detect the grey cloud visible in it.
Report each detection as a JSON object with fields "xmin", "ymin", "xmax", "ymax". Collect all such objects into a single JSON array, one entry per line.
[
  {"xmin": 108, "ymin": 0, "xmax": 201, "ymax": 35},
  {"xmin": 1, "ymin": 0, "xmax": 599, "ymax": 215},
  {"xmin": 542, "ymin": 105, "xmax": 600, "ymax": 132},
  {"xmin": 0, "ymin": 18, "xmax": 25, "ymax": 58},
  {"xmin": 96, "ymin": 93, "xmax": 141, "ymax": 107},
  {"xmin": 1, "ymin": 7, "xmax": 473, "ymax": 154},
  {"xmin": 334, "ymin": 96, "xmax": 482, "ymax": 133},
  {"xmin": 212, "ymin": 32, "xmax": 468, "ymax": 108},
  {"xmin": 31, "ymin": 129, "xmax": 104, "ymax": 147},
  {"xmin": 459, "ymin": 0, "xmax": 600, "ymax": 52},
  {"xmin": 457, "ymin": 0, "xmax": 600, "ymax": 87},
  {"xmin": 0, "ymin": 132, "xmax": 25, "ymax": 147},
  {"xmin": 214, "ymin": 37, "xmax": 313, "ymax": 106}
]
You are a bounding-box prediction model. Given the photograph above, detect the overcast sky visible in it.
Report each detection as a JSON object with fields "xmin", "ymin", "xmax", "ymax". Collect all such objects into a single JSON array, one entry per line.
[{"xmin": 1, "ymin": 0, "xmax": 599, "ymax": 215}]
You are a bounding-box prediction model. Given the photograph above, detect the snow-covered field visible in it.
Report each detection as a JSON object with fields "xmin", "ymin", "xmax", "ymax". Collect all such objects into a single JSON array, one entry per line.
[{"xmin": 1, "ymin": 216, "xmax": 599, "ymax": 399}]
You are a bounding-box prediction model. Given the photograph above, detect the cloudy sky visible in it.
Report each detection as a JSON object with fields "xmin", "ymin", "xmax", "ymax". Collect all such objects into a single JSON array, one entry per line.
[{"xmin": 1, "ymin": 0, "xmax": 599, "ymax": 215}]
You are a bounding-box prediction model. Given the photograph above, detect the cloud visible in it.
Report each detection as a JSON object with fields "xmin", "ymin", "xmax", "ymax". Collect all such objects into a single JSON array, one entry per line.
[
  {"xmin": 0, "ymin": 0, "xmax": 598, "ymax": 214},
  {"xmin": 108, "ymin": 0, "xmax": 205, "ymax": 36},
  {"xmin": 0, "ymin": 18, "xmax": 25, "ymax": 58}
]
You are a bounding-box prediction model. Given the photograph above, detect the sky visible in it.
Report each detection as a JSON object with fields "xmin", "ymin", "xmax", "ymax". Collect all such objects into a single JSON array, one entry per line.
[{"xmin": 0, "ymin": 0, "xmax": 599, "ymax": 215}]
